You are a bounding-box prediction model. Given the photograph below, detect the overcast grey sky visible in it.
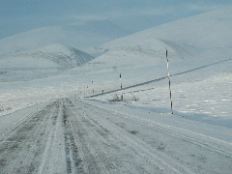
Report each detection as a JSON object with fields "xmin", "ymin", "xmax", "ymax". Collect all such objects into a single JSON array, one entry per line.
[{"xmin": 0, "ymin": 0, "xmax": 231, "ymax": 39}]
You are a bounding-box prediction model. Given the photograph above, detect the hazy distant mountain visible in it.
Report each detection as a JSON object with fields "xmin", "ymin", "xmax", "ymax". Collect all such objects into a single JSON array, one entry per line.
[
  {"xmin": 80, "ymin": 6, "xmax": 232, "ymax": 86},
  {"xmin": 0, "ymin": 20, "xmax": 128, "ymax": 55},
  {"xmin": 96, "ymin": 6, "xmax": 232, "ymax": 63},
  {"xmin": 0, "ymin": 44, "xmax": 93, "ymax": 82}
]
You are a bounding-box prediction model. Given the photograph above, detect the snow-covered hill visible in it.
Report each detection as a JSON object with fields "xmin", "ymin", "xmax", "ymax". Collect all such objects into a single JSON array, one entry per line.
[
  {"xmin": 0, "ymin": 44, "xmax": 94, "ymax": 81},
  {"xmin": 0, "ymin": 18, "xmax": 129, "ymax": 82},
  {"xmin": 0, "ymin": 7, "xmax": 232, "ymax": 118},
  {"xmin": 65, "ymin": 6, "xmax": 232, "ymax": 118},
  {"xmin": 0, "ymin": 19, "xmax": 128, "ymax": 55},
  {"xmin": 104, "ymin": 6, "xmax": 232, "ymax": 57},
  {"xmin": 85, "ymin": 6, "xmax": 232, "ymax": 84}
]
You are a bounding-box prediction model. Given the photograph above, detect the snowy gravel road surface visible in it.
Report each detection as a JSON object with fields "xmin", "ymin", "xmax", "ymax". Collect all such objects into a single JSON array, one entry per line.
[{"xmin": 0, "ymin": 98, "xmax": 232, "ymax": 174}]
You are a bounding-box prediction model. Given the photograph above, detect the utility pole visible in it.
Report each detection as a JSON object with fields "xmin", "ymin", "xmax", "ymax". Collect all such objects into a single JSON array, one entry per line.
[
  {"xmin": 165, "ymin": 49, "xmax": 174, "ymax": 115},
  {"xmin": 120, "ymin": 73, "xmax": 123, "ymax": 101},
  {"xmin": 120, "ymin": 73, "xmax": 122, "ymax": 89},
  {"xmin": 83, "ymin": 85, "xmax": 86, "ymax": 98},
  {"xmin": 86, "ymin": 85, "xmax": 89, "ymax": 97},
  {"xmin": 91, "ymin": 80, "xmax": 94, "ymax": 95}
]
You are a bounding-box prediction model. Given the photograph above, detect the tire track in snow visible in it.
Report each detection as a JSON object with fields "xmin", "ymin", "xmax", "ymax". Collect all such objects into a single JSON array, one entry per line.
[
  {"xmin": 37, "ymin": 100, "xmax": 67, "ymax": 174},
  {"xmin": 71, "ymin": 100, "xmax": 195, "ymax": 174},
  {"xmin": 1, "ymin": 97, "xmax": 231, "ymax": 174},
  {"xmin": 63, "ymin": 98, "xmax": 102, "ymax": 174},
  {"xmin": 82, "ymin": 100, "xmax": 232, "ymax": 174},
  {"xmin": 86, "ymin": 101, "xmax": 232, "ymax": 157},
  {"xmin": 62, "ymin": 99, "xmax": 86, "ymax": 174},
  {"xmin": 37, "ymin": 101, "xmax": 60, "ymax": 174},
  {"xmin": 0, "ymin": 102, "xmax": 58, "ymax": 174},
  {"xmin": 0, "ymin": 105, "xmax": 45, "ymax": 144}
]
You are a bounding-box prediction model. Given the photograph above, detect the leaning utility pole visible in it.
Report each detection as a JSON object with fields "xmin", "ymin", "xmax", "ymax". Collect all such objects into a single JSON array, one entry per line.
[{"xmin": 165, "ymin": 49, "xmax": 174, "ymax": 115}]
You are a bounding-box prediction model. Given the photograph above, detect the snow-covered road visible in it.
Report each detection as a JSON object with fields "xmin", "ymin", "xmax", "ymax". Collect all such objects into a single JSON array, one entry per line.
[{"xmin": 0, "ymin": 98, "xmax": 232, "ymax": 174}]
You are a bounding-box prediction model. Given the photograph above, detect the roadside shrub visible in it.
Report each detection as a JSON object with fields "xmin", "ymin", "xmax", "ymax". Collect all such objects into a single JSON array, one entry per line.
[
  {"xmin": 109, "ymin": 94, "xmax": 123, "ymax": 102},
  {"xmin": 0, "ymin": 104, "xmax": 4, "ymax": 112},
  {"xmin": 132, "ymin": 95, "xmax": 139, "ymax": 102}
]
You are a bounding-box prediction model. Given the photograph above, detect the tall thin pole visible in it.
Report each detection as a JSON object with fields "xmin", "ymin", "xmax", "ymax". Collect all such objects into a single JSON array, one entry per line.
[
  {"xmin": 120, "ymin": 73, "xmax": 123, "ymax": 101},
  {"xmin": 86, "ymin": 85, "xmax": 89, "ymax": 97},
  {"xmin": 165, "ymin": 49, "xmax": 174, "ymax": 115},
  {"xmin": 92, "ymin": 80, "xmax": 95, "ymax": 95},
  {"xmin": 120, "ymin": 73, "xmax": 122, "ymax": 89}
]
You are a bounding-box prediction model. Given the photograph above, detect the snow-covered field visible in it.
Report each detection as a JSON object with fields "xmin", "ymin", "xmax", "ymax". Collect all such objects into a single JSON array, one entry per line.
[{"xmin": 0, "ymin": 6, "xmax": 232, "ymax": 174}]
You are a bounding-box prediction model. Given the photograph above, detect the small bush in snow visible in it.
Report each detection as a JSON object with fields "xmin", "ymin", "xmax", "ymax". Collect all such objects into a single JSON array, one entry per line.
[
  {"xmin": 0, "ymin": 104, "xmax": 4, "ymax": 112},
  {"xmin": 132, "ymin": 95, "xmax": 139, "ymax": 102},
  {"xmin": 109, "ymin": 94, "xmax": 123, "ymax": 102}
]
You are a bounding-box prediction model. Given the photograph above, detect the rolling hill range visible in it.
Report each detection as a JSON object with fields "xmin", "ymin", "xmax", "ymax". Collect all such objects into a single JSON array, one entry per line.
[
  {"xmin": 94, "ymin": 6, "xmax": 232, "ymax": 64},
  {"xmin": 73, "ymin": 6, "xmax": 232, "ymax": 87},
  {"xmin": 0, "ymin": 44, "xmax": 94, "ymax": 81},
  {"xmin": 0, "ymin": 19, "xmax": 128, "ymax": 55},
  {"xmin": 0, "ymin": 6, "xmax": 231, "ymax": 118},
  {"xmin": 1, "ymin": 6, "xmax": 231, "ymax": 84},
  {"xmin": 55, "ymin": 6, "xmax": 232, "ymax": 118},
  {"xmin": 0, "ymin": 18, "xmax": 128, "ymax": 82}
]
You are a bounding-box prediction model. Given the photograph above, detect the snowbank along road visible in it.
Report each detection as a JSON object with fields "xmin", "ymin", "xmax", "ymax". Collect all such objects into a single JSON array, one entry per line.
[{"xmin": 0, "ymin": 98, "xmax": 232, "ymax": 174}]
